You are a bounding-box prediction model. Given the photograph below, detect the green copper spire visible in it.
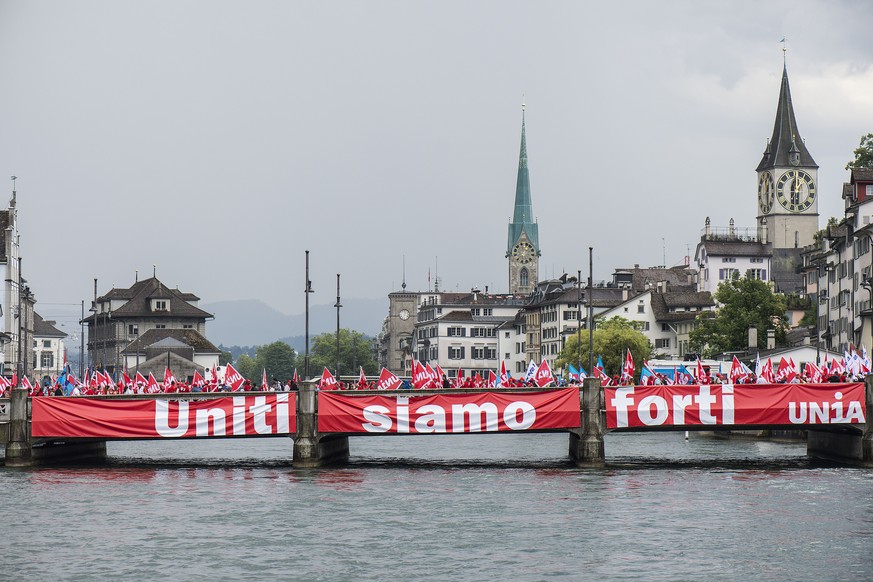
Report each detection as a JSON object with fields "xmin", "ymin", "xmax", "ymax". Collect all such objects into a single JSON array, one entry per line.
[{"xmin": 507, "ymin": 104, "xmax": 539, "ymax": 254}]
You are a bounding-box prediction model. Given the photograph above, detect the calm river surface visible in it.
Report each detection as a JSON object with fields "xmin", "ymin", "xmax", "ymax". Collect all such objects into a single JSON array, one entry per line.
[{"xmin": 2, "ymin": 432, "xmax": 872, "ymax": 581}]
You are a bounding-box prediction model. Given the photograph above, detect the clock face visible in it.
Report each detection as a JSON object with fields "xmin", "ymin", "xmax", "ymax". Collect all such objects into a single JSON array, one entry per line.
[
  {"xmin": 399, "ymin": 309, "xmax": 410, "ymax": 321},
  {"xmin": 776, "ymin": 170, "xmax": 816, "ymax": 213},
  {"xmin": 758, "ymin": 172, "xmax": 774, "ymax": 214},
  {"xmin": 512, "ymin": 241, "xmax": 535, "ymax": 264}
]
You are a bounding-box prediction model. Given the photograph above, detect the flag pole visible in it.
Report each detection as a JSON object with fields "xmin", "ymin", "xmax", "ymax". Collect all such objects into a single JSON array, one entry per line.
[{"xmin": 588, "ymin": 247, "xmax": 594, "ymax": 374}]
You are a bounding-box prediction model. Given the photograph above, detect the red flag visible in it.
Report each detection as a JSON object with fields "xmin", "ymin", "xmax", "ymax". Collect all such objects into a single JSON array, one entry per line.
[
  {"xmin": 695, "ymin": 358, "xmax": 708, "ymax": 384},
  {"xmin": 146, "ymin": 372, "xmax": 161, "ymax": 393},
  {"xmin": 211, "ymin": 367, "xmax": 219, "ymax": 384},
  {"xmin": 261, "ymin": 368, "xmax": 269, "ymax": 391},
  {"xmin": 134, "ymin": 371, "xmax": 147, "ymax": 387},
  {"xmin": 412, "ymin": 360, "xmax": 429, "ymax": 389},
  {"xmin": 534, "ymin": 359, "xmax": 554, "ymax": 387},
  {"xmin": 293, "ymin": 368, "xmax": 299, "ymax": 384},
  {"xmin": 425, "ymin": 363, "xmax": 438, "ymax": 388},
  {"xmin": 357, "ymin": 366, "xmax": 368, "ymax": 389},
  {"xmin": 621, "ymin": 349, "xmax": 634, "ymax": 383},
  {"xmin": 455, "ymin": 367, "xmax": 463, "ymax": 388},
  {"xmin": 11, "ymin": 372, "xmax": 17, "ymax": 387},
  {"xmin": 375, "ymin": 367, "xmax": 402, "ymax": 391},
  {"xmin": 498, "ymin": 360, "xmax": 510, "ymax": 387},
  {"xmin": 434, "ymin": 364, "xmax": 448, "ymax": 388},
  {"xmin": 760, "ymin": 358, "xmax": 775, "ymax": 383},
  {"xmin": 319, "ymin": 367, "xmax": 337, "ymax": 389},
  {"xmin": 163, "ymin": 367, "xmax": 176, "ymax": 387},
  {"xmin": 122, "ymin": 371, "xmax": 133, "ymax": 389},
  {"xmin": 21, "ymin": 375, "xmax": 33, "ymax": 392},
  {"xmin": 223, "ymin": 363, "xmax": 245, "ymax": 391},
  {"xmin": 729, "ymin": 356, "xmax": 745, "ymax": 384},
  {"xmin": 487, "ymin": 370, "xmax": 497, "ymax": 388},
  {"xmin": 191, "ymin": 370, "xmax": 205, "ymax": 387}
]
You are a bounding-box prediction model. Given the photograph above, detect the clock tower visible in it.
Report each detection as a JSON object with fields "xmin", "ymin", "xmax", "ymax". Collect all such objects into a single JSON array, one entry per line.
[
  {"xmin": 507, "ymin": 104, "xmax": 540, "ymax": 294},
  {"xmin": 756, "ymin": 62, "xmax": 819, "ymax": 249}
]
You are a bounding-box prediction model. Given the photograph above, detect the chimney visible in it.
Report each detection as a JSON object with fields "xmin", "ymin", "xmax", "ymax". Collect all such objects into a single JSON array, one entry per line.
[
  {"xmin": 767, "ymin": 329, "xmax": 775, "ymax": 350},
  {"xmin": 705, "ymin": 217, "xmax": 711, "ymax": 239},
  {"xmin": 748, "ymin": 327, "xmax": 757, "ymax": 349},
  {"xmin": 622, "ymin": 288, "xmax": 628, "ymax": 301}
]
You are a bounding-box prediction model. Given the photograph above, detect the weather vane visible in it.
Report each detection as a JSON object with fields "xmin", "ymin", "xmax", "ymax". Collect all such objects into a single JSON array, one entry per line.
[
  {"xmin": 11, "ymin": 176, "xmax": 16, "ymax": 191},
  {"xmin": 780, "ymin": 36, "xmax": 787, "ymax": 64}
]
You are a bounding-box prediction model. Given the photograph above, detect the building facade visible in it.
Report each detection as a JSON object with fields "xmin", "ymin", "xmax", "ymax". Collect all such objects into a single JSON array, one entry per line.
[
  {"xmin": 85, "ymin": 276, "xmax": 216, "ymax": 379},
  {"xmin": 32, "ymin": 312, "xmax": 67, "ymax": 380}
]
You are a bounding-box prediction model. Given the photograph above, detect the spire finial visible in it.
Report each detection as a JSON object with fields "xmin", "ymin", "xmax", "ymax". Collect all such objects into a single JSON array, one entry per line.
[
  {"xmin": 780, "ymin": 36, "xmax": 787, "ymax": 65},
  {"xmin": 522, "ymin": 94, "xmax": 525, "ymax": 112}
]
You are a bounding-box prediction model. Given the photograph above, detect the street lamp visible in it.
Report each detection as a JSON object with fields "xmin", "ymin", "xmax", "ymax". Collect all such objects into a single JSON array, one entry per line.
[
  {"xmin": 304, "ymin": 251, "xmax": 314, "ymax": 381},
  {"xmin": 335, "ymin": 273, "xmax": 342, "ymax": 379}
]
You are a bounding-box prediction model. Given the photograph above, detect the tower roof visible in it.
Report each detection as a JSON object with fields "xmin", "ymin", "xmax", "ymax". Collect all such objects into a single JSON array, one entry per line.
[
  {"xmin": 507, "ymin": 107, "xmax": 539, "ymax": 253},
  {"xmin": 756, "ymin": 64, "xmax": 817, "ymax": 171}
]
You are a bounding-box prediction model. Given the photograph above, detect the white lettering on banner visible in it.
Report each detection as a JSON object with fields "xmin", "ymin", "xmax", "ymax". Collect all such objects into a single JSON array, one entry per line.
[
  {"xmin": 156, "ymin": 400, "xmax": 189, "ymax": 437},
  {"xmin": 154, "ymin": 396, "xmax": 291, "ymax": 437},
  {"xmin": 610, "ymin": 385, "xmax": 735, "ymax": 428},
  {"xmin": 359, "ymin": 398, "xmax": 539, "ymax": 433},
  {"xmin": 788, "ymin": 391, "xmax": 866, "ymax": 424}
]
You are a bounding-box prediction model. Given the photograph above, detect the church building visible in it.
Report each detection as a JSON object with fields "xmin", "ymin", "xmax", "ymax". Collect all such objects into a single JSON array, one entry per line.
[{"xmin": 506, "ymin": 104, "xmax": 540, "ymax": 295}]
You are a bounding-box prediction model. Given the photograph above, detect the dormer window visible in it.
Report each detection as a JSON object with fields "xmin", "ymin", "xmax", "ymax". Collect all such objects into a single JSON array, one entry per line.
[{"xmin": 153, "ymin": 300, "xmax": 168, "ymax": 312}]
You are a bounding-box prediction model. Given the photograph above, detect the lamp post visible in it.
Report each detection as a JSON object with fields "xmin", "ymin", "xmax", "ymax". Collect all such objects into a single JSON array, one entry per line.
[
  {"xmin": 815, "ymin": 264, "xmax": 821, "ymax": 366},
  {"xmin": 588, "ymin": 247, "xmax": 594, "ymax": 374},
  {"xmin": 304, "ymin": 251, "xmax": 314, "ymax": 381},
  {"xmin": 576, "ymin": 269, "xmax": 582, "ymax": 380},
  {"xmin": 80, "ymin": 300, "xmax": 85, "ymax": 378},
  {"xmin": 334, "ymin": 273, "xmax": 342, "ymax": 379}
]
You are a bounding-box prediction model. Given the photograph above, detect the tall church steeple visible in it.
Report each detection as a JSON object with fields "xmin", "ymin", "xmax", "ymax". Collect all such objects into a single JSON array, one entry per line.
[
  {"xmin": 755, "ymin": 61, "xmax": 819, "ymax": 250},
  {"xmin": 507, "ymin": 102, "xmax": 540, "ymax": 294}
]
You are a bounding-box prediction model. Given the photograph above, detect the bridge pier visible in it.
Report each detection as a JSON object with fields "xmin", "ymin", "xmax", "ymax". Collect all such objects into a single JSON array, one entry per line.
[
  {"xmin": 5, "ymin": 388, "xmax": 32, "ymax": 467},
  {"xmin": 293, "ymin": 382, "xmax": 349, "ymax": 468},
  {"xmin": 570, "ymin": 378, "xmax": 605, "ymax": 467}
]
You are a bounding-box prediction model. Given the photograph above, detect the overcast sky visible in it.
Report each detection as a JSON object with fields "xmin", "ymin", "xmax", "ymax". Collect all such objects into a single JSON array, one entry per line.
[{"xmin": 2, "ymin": 1, "xmax": 872, "ymax": 327}]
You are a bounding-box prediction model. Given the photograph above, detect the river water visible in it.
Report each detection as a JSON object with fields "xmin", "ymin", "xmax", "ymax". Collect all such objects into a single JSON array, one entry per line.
[{"xmin": 2, "ymin": 432, "xmax": 872, "ymax": 581}]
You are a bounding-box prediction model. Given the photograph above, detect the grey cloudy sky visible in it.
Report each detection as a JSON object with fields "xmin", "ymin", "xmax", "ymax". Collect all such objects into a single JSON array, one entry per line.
[{"xmin": 1, "ymin": 0, "xmax": 872, "ymax": 322}]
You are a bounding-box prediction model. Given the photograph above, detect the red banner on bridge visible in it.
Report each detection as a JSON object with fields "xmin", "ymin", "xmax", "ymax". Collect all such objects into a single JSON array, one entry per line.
[
  {"xmin": 31, "ymin": 394, "xmax": 296, "ymax": 439},
  {"xmin": 318, "ymin": 388, "xmax": 580, "ymax": 434},
  {"xmin": 605, "ymin": 383, "xmax": 866, "ymax": 429}
]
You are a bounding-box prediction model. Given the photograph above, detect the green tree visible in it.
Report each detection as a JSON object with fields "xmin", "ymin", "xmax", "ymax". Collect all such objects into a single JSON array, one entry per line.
[
  {"xmin": 235, "ymin": 353, "xmax": 257, "ymax": 381},
  {"xmin": 219, "ymin": 351, "xmax": 233, "ymax": 366},
  {"xmin": 310, "ymin": 329, "xmax": 377, "ymax": 378},
  {"xmin": 255, "ymin": 341, "xmax": 297, "ymax": 383},
  {"xmin": 555, "ymin": 317, "xmax": 652, "ymax": 379},
  {"xmin": 689, "ymin": 275, "xmax": 788, "ymax": 357},
  {"xmin": 845, "ymin": 133, "xmax": 873, "ymax": 170}
]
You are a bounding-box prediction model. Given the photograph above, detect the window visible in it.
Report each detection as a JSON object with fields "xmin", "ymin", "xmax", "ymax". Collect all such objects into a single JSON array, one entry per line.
[
  {"xmin": 183, "ymin": 324, "xmax": 193, "ymax": 329},
  {"xmin": 721, "ymin": 257, "xmax": 736, "ymax": 263},
  {"xmin": 447, "ymin": 327, "xmax": 466, "ymax": 337},
  {"xmin": 504, "ymin": 331, "xmax": 510, "ymax": 339},
  {"xmin": 640, "ymin": 322, "xmax": 650, "ymax": 331},
  {"xmin": 747, "ymin": 269, "xmax": 767, "ymax": 281},
  {"xmin": 154, "ymin": 300, "xmax": 168, "ymax": 311},
  {"xmin": 504, "ymin": 353, "xmax": 510, "ymax": 360},
  {"xmin": 156, "ymin": 324, "xmax": 166, "ymax": 329},
  {"xmin": 128, "ymin": 324, "xmax": 139, "ymax": 336},
  {"xmin": 750, "ymin": 257, "xmax": 764, "ymax": 264},
  {"xmin": 471, "ymin": 308, "xmax": 480, "ymax": 316},
  {"xmin": 661, "ymin": 323, "xmax": 669, "ymax": 332},
  {"xmin": 637, "ymin": 303, "xmax": 645, "ymax": 314},
  {"xmin": 719, "ymin": 268, "xmax": 738, "ymax": 280},
  {"xmin": 40, "ymin": 352, "xmax": 54, "ymax": 369},
  {"xmin": 483, "ymin": 308, "xmax": 493, "ymax": 316},
  {"xmin": 867, "ymin": 184, "xmax": 873, "ymax": 198},
  {"xmin": 448, "ymin": 346, "xmax": 465, "ymax": 360},
  {"xmin": 655, "ymin": 338, "xmax": 670, "ymax": 349},
  {"xmin": 520, "ymin": 268, "xmax": 529, "ymax": 288},
  {"xmin": 42, "ymin": 340, "xmax": 51, "ymax": 348},
  {"xmin": 472, "ymin": 347, "xmax": 485, "ymax": 360}
]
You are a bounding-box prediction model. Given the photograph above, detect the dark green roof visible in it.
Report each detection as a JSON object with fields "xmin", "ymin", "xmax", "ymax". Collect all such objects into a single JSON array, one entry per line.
[{"xmin": 756, "ymin": 64, "xmax": 817, "ymax": 171}]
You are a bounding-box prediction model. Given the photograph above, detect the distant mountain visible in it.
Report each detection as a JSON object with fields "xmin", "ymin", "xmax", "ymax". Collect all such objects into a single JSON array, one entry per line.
[{"xmin": 202, "ymin": 297, "xmax": 386, "ymax": 346}]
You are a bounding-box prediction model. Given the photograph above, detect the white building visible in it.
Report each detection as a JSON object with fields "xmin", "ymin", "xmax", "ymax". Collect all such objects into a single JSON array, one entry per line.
[{"xmin": 32, "ymin": 312, "xmax": 67, "ymax": 380}]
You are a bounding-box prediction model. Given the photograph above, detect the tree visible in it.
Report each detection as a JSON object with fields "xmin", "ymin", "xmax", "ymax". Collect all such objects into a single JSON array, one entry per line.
[
  {"xmin": 219, "ymin": 351, "xmax": 234, "ymax": 366},
  {"xmin": 310, "ymin": 329, "xmax": 377, "ymax": 378},
  {"xmin": 255, "ymin": 341, "xmax": 297, "ymax": 383},
  {"xmin": 235, "ymin": 353, "xmax": 258, "ymax": 381},
  {"xmin": 689, "ymin": 275, "xmax": 788, "ymax": 357},
  {"xmin": 555, "ymin": 317, "xmax": 651, "ymax": 379},
  {"xmin": 845, "ymin": 133, "xmax": 873, "ymax": 170}
]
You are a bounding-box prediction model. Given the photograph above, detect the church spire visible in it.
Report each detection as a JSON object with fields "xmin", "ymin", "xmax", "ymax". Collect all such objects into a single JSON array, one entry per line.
[
  {"xmin": 756, "ymin": 63, "xmax": 817, "ymax": 171},
  {"xmin": 507, "ymin": 102, "xmax": 539, "ymax": 254}
]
